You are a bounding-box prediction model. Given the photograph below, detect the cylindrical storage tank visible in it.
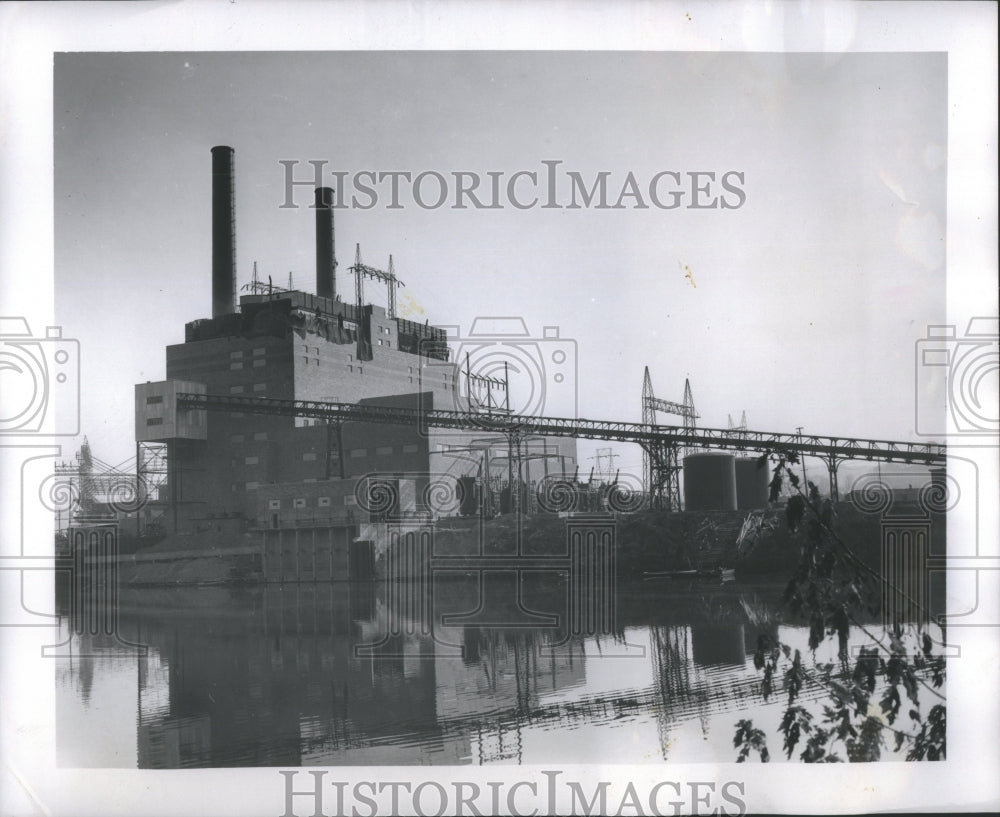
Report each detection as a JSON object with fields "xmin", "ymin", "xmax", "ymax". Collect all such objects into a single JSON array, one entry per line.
[
  {"xmin": 735, "ymin": 457, "xmax": 770, "ymax": 509},
  {"xmin": 683, "ymin": 453, "xmax": 737, "ymax": 511}
]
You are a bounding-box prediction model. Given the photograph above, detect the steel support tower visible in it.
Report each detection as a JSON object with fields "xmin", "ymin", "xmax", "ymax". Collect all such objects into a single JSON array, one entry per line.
[{"xmin": 641, "ymin": 367, "xmax": 698, "ymax": 511}]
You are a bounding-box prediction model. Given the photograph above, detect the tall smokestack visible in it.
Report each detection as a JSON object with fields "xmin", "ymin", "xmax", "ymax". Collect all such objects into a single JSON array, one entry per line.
[
  {"xmin": 211, "ymin": 146, "xmax": 236, "ymax": 317},
  {"xmin": 315, "ymin": 186, "xmax": 336, "ymax": 300}
]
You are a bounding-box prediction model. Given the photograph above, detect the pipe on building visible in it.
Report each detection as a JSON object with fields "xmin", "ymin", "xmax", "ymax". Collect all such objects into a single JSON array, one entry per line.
[
  {"xmin": 211, "ymin": 146, "xmax": 236, "ymax": 317},
  {"xmin": 315, "ymin": 186, "xmax": 336, "ymax": 301}
]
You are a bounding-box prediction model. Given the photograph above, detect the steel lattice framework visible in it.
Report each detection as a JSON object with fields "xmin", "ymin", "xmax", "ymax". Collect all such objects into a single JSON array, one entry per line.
[
  {"xmin": 641, "ymin": 368, "xmax": 698, "ymax": 510},
  {"xmin": 176, "ymin": 391, "xmax": 946, "ymax": 503},
  {"xmin": 350, "ymin": 244, "xmax": 405, "ymax": 319}
]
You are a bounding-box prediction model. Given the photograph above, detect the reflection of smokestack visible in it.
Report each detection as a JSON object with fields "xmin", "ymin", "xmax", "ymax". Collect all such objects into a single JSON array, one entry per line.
[
  {"xmin": 315, "ymin": 187, "xmax": 336, "ymax": 300},
  {"xmin": 211, "ymin": 146, "xmax": 236, "ymax": 317}
]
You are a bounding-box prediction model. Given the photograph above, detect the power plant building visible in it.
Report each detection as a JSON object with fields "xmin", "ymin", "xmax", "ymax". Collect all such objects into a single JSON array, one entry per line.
[{"xmin": 135, "ymin": 146, "xmax": 576, "ymax": 537}]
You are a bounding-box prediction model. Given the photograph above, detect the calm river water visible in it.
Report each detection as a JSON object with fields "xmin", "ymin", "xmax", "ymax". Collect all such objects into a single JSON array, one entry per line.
[{"xmin": 55, "ymin": 574, "xmax": 912, "ymax": 767}]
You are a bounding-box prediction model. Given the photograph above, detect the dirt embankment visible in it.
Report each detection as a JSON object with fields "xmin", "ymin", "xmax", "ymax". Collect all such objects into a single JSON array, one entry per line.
[{"xmin": 433, "ymin": 510, "xmax": 762, "ymax": 578}]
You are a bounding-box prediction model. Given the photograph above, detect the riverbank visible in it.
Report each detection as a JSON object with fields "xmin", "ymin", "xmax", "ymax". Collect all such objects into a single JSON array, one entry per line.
[{"xmin": 102, "ymin": 501, "xmax": 917, "ymax": 587}]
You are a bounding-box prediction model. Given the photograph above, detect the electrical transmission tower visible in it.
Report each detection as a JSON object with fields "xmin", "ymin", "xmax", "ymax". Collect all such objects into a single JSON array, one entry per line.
[
  {"xmin": 641, "ymin": 367, "xmax": 698, "ymax": 511},
  {"xmin": 727, "ymin": 411, "xmax": 747, "ymax": 432},
  {"xmin": 351, "ymin": 244, "xmax": 406, "ymax": 319},
  {"xmin": 589, "ymin": 447, "xmax": 619, "ymax": 483}
]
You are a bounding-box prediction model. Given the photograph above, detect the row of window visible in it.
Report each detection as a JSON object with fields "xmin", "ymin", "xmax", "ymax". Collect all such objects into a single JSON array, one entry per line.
[
  {"xmin": 231, "ymin": 432, "xmax": 270, "ymax": 443},
  {"xmin": 230, "ymin": 348, "xmax": 267, "ymax": 359},
  {"xmin": 350, "ymin": 444, "xmax": 419, "ymax": 457},
  {"xmin": 230, "ymin": 359, "xmax": 266, "ymax": 370},
  {"xmin": 267, "ymin": 496, "xmax": 355, "ymax": 510},
  {"xmin": 230, "ymin": 445, "xmax": 418, "ymax": 460},
  {"xmin": 229, "ymin": 383, "xmax": 268, "ymax": 394}
]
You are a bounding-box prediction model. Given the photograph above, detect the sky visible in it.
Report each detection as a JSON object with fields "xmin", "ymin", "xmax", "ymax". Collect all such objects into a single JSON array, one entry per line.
[{"xmin": 53, "ymin": 51, "xmax": 947, "ymax": 485}]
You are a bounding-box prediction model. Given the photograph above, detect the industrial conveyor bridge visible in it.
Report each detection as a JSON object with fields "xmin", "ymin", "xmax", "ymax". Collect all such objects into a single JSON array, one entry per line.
[{"xmin": 176, "ymin": 392, "xmax": 946, "ymax": 505}]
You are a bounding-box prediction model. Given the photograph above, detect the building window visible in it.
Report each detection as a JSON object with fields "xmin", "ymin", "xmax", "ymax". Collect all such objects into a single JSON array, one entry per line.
[
  {"xmin": 246, "ymin": 481, "xmax": 260, "ymax": 491},
  {"xmin": 253, "ymin": 431, "xmax": 268, "ymax": 441},
  {"xmin": 229, "ymin": 385, "xmax": 244, "ymax": 394},
  {"xmin": 344, "ymin": 496, "xmax": 357, "ymax": 507},
  {"xmin": 402, "ymin": 444, "xmax": 418, "ymax": 454},
  {"xmin": 357, "ymin": 366, "xmax": 363, "ymax": 375},
  {"xmin": 253, "ymin": 383, "xmax": 266, "ymax": 393},
  {"xmin": 230, "ymin": 434, "xmax": 245, "ymax": 444},
  {"xmin": 230, "ymin": 351, "xmax": 243, "ymax": 360},
  {"xmin": 293, "ymin": 498, "xmax": 306, "ymax": 509},
  {"xmin": 245, "ymin": 456, "xmax": 259, "ymax": 465},
  {"xmin": 376, "ymin": 446, "xmax": 393, "ymax": 456},
  {"xmin": 408, "ymin": 366, "xmax": 413, "ymax": 373},
  {"xmin": 348, "ymin": 353, "xmax": 354, "ymax": 362},
  {"xmin": 318, "ymin": 497, "xmax": 331, "ymax": 508},
  {"xmin": 253, "ymin": 359, "xmax": 265, "ymax": 368},
  {"xmin": 377, "ymin": 339, "xmax": 383, "ymax": 346},
  {"xmin": 229, "ymin": 362, "xmax": 243, "ymax": 370},
  {"xmin": 146, "ymin": 417, "xmax": 163, "ymax": 426},
  {"xmin": 347, "ymin": 365, "xmax": 353, "ymax": 373},
  {"xmin": 385, "ymin": 341, "xmax": 390, "ymax": 349},
  {"xmin": 253, "ymin": 347, "xmax": 266, "ymax": 356},
  {"xmin": 313, "ymin": 347, "xmax": 319, "ymax": 355},
  {"xmin": 350, "ymin": 448, "xmax": 367, "ymax": 458},
  {"xmin": 303, "ymin": 356, "xmax": 310, "ymax": 365},
  {"xmin": 145, "ymin": 395, "xmax": 163, "ymax": 405},
  {"xmin": 267, "ymin": 499, "xmax": 281, "ymax": 510},
  {"xmin": 302, "ymin": 452, "xmax": 317, "ymax": 462}
]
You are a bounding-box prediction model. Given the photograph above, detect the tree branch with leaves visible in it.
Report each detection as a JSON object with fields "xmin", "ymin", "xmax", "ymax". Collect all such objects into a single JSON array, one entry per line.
[{"xmin": 733, "ymin": 452, "xmax": 946, "ymax": 763}]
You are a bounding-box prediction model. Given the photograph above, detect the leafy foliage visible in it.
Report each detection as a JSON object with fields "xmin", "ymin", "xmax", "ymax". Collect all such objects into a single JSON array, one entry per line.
[
  {"xmin": 734, "ymin": 719, "xmax": 770, "ymax": 762},
  {"xmin": 734, "ymin": 454, "xmax": 946, "ymax": 763}
]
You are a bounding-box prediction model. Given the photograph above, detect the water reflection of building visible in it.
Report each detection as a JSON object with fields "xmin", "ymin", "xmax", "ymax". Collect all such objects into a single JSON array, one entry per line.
[
  {"xmin": 60, "ymin": 579, "xmax": 803, "ymax": 768},
  {"xmin": 434, "ymin": 627, "xmax": 587, "ymax": 763},
  {"xmin": 648, "ymin": 609, "xmax": 782, "ymax": 759},
  {"xmin": 116, "ymin": 580, "xmax": 591, "ymax": 767}
]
